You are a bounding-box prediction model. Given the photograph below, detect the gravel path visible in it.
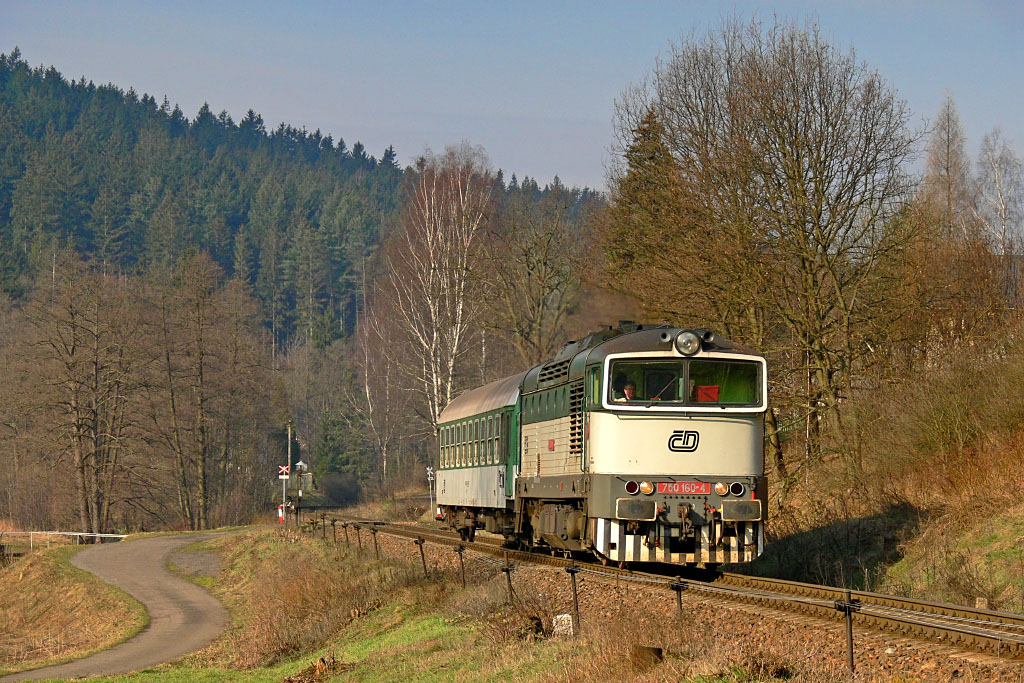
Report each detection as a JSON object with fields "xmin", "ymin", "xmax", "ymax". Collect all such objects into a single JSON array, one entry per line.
[{"xmin": 1, "ymin": 533, "xmax": 229, "ymax": 682}]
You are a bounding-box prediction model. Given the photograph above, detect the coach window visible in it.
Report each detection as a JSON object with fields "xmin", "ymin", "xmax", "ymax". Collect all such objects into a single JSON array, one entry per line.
[
  {"xmin": 479, "ymin": 418, "xmax": 485, "ymax": 464},
  {"xmin": 505, "ymin": 413, "xmax": 512, "ymax": 462},
  {"xmin": 473, "ymin": 419, "xmax": 480, "ymax": 465},
  {"xmin": 495, "ymin": 416, "xmax": 502, "ymax": 464},
  {"xmin": 490, "ymin": 416, "xmax": 496, "ymax": 463},
  {"xmin": 479, "ymin": 417, "xmax": 486, "ymax": 464},
  {"xmin": 484, "ymin": 416, "xmax": 490, "ymax": 464},
  {"xmin": 487, "ymin": 416, "xmax": 494, "ymax": 463},
  {"xmin": 497, "ymin": 414, "xmax": 504, "ymax": 463}
]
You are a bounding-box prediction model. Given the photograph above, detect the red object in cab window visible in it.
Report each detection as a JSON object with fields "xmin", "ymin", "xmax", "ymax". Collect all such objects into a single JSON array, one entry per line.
[{"xmin": 695, "ymin": 385, "xmax": 719, "ymax": 402}]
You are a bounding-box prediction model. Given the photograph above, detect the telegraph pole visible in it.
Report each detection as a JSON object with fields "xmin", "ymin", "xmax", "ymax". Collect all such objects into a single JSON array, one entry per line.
[{"xmin": 280, "ymin": 421, "xmax": 293, "ymax": 526}]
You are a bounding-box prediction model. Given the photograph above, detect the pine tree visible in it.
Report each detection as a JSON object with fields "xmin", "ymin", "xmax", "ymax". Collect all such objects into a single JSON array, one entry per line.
[{"xmin": 604, "ymin": 111, "xmax": 685, "ymax": 284}]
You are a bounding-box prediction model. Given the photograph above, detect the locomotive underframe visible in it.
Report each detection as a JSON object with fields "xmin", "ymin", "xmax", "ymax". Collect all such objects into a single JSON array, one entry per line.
[{"xmin": 440, "ymin": 473, "xmax": 763, "ymax": 566}]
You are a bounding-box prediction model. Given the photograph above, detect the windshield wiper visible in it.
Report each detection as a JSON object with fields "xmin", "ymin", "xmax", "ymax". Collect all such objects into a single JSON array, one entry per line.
[{"xmin": 651, "ymin": 382, "xmax": 676, "ymax": 401}]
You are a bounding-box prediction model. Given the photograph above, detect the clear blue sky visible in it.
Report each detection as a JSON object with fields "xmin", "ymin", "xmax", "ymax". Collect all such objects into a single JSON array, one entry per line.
[{"xmin": 2, "ymin": 1, "xmax": 1021, "ymax": 190}]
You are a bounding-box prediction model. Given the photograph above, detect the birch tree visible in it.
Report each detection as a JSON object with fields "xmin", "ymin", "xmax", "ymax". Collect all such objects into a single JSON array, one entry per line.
[
  {"xmin": 378, "ymin": 144, "xmax": 493, "ymax": 430},
  {"xmin": 975, "ymin": 129, "xmax": 1024, "ymax": 299},
  {"xmin": 347, "ymin": 301, "xmax": 410, "ymax": 484}
]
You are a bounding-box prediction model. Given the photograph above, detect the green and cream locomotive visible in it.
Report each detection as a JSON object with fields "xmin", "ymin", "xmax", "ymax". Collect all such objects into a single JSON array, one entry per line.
[{"xmin": 436, "ymin": 323, "xmax": 767, "ymax": 567}]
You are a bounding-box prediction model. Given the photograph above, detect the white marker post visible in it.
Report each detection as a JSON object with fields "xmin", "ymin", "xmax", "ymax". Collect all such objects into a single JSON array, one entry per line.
[
  {"xmin": 278, "ymin": 463, "xmax": 290, "ymax": 527},
  {"xmin": 426, "ymin": 466, "xmax": 435, "ymax": 518}
]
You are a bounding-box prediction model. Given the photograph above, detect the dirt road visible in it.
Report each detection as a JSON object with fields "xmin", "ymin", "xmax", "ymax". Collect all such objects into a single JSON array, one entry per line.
[{"xmin": 1, "ymin": 533, "xmax": 229, "ymax": 681}]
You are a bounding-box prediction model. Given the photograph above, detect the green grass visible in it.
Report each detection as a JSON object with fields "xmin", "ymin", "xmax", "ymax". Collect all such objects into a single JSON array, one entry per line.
[
  {"xmin": 31, "ymin": 658, "xmax": 309, "ymax": 683},
  {"xmin": 51, "ymin": 597, "xmax": 570, "ymax": 683},
  {"xmin": 879, "ymin": 504, "xmax": 1024, "ymax": 612}
]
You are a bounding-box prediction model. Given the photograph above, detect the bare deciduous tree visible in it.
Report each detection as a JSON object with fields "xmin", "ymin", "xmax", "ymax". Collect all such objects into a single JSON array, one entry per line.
[
  {"xmin": 480, "ymin": 182, "xmax": 586, "ymax": 367},
  {"xmin": 925, "ymin": 96, "xmax": 975, "ymax": 241},
  {"xmin": 346, "ymin": 301, "xmax": 410, "ymax": 485},
  {"xmin": 609, "ymin": 18, "xmax": 918, "ymax": 462},
  {"xmin": 975, "ymin": 128, "xmax": 1024, "ymax": 299},
  {"xmin": 22, "ymin": 256, "xmax": 142, "ymax": 534},
  {"xmin": 378, "ymin": 144, "xmax": 493, "ymax": 430}
]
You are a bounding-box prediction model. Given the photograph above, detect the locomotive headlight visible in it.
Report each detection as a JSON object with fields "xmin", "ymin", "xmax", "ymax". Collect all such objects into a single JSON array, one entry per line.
[
  {"xmin": 714, "ymin": 481, "xmax": 728, "ymax": 496},
  {"xmin": 675, "ymin": 330, "xmax": 701, "ymax": 355},
  {"xmin": 639, "ymin": 480, "xmax": 655, "ymax": 495}
]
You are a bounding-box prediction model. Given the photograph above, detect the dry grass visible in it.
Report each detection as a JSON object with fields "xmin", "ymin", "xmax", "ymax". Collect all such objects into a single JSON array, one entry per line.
[
  {"xmin": 0, "ymin": 546, "xmax": 146, "ymax": 674},
  {"xmin": 184, "ymin": 528, "xmax": 436, "ymax": 670},
  {"xmin": 758, "ymin": 350, "xmax": 1024, "ymax": 598},
  {"xmin": 537, "ymin": 610, "xmax": 804, "ymax": 682},
  {"xmin": 342, "ymin": 491, "xmax": 430, "ymax": 523}
]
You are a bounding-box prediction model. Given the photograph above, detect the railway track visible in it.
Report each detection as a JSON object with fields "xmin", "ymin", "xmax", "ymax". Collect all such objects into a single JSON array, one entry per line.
[{"xmin": 319, "ymin": 515, "xmax": 1024, "ymax": 662}]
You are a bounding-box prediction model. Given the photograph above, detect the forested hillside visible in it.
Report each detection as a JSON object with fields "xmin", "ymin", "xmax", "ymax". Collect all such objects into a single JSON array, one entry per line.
[
  {"xmin": 0, "ymin": 48, "xmax": 403, "ymax": 352},
  {"xmin": 0, "ymin": 49, "xmax": 607, "ymax": 534}
]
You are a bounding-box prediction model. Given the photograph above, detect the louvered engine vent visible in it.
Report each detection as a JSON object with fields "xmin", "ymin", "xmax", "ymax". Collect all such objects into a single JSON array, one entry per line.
[
  {"xmin": 569, "ymin": 381, "xmax": 584, "ymax": 456},
  {"xmin": 537, "ymin": 359, "xmax": 571, "ymax": 385}
]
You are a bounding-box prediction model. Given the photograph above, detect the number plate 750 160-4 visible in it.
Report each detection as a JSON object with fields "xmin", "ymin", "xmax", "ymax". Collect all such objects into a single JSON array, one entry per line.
[{"xmin": 657, "ymin": 482, "xmax": 711, "ymax": 495}]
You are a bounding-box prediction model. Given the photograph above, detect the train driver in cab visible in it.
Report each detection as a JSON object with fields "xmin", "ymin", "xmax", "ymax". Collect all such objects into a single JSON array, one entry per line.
[{"xmin": 615, "ymin": 380, "xmax": 639, "ymax": 402}]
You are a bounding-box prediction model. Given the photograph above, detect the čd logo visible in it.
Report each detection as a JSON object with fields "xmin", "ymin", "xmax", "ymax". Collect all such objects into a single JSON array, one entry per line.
[{"xmin": 668, "ymin": 430, "xmax": 699, "ymax": 453}]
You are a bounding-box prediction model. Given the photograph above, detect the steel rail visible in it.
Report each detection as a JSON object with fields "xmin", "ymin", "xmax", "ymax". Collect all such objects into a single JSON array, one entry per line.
[
  {"xmin": 323, "ymin": 517, "xmax": 1024, "ymax": 660},
  {"xmin": 715, "ymin": 572, "xmax": 1024, "ymax": 657}
]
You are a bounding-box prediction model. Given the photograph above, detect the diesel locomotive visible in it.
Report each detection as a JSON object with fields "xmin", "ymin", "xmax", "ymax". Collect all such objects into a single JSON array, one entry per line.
[{"xmin": 435, "ymin": 322, "xmax": 767, "ymax": 567}]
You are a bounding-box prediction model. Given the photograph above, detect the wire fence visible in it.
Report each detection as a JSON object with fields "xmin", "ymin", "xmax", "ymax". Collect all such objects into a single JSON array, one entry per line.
[{"xmin": 310, "ymin": 517, "xmax": 1024, "ymax": 673}]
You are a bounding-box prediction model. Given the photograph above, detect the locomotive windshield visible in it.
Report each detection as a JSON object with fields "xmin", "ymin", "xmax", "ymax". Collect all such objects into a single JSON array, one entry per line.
[{"xmin": 608, "ymin": 358, "xmax": 760, "ymax": 407}]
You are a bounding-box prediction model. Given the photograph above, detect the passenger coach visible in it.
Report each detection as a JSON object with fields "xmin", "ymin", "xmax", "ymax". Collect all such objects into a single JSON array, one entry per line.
[{"xmin": 436, "ymin": 322, "xmax": 768, "ymax": 567}]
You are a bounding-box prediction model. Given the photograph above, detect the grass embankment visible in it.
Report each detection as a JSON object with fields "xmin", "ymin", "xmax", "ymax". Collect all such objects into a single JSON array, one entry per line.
[
  {"xmin": 340, "ymin": 487, "xmax": 430, "ymax": 523},
  {"xmin": 756, "ymin": 352, "xmax": 1024, "ymax": 612},
  {"xmin": 0, "ymin": 544, "xmax": 147, "ymax": 676},
  {"xmin": 79, "ymin": 528, "xmax": 803, "ymax": 682}
]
